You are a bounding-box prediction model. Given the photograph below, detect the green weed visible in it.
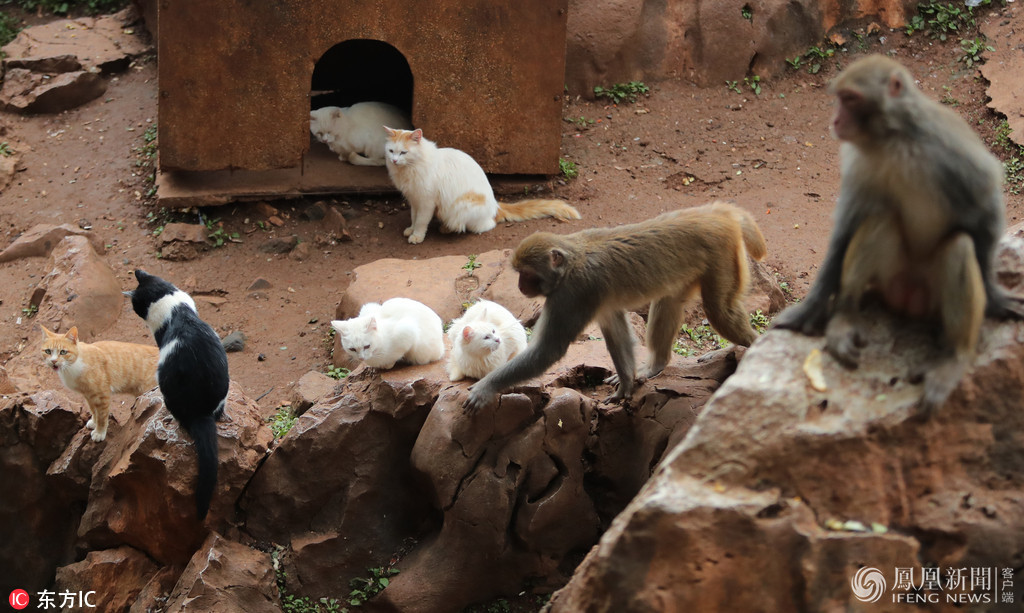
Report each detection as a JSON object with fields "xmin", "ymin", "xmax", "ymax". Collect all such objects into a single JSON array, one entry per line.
[
  {"xmin": 326, "ymin": 366, "xmax": 350, "ymax": 380},
  {"xmin": 593, "ymin": 81, "xmax": 650, "ymax": 104},
  {"xmin": 348, "ymin": 567, "xmax": 399, "ymax": 607},
  {"xmin": 559, "ymin": 158, "xmax": 579, "ymax": 179},
  {"xmin": 0, "ymin": 141, "xmax": 13, "ymax": 157},
  {"xmin": 959, "ymin": 37, "xmax": 994, "ymax": 67},
  {"xmin": 268, "ymin": 405, "xmax": 298, "ymax": 439},
  {"xmin": 744, "ymin": 75, "xmax": 762, "ymax": 96},
  {"xmin": 462, "ymin": 254, "xmax": 482, "ymax": 272}
]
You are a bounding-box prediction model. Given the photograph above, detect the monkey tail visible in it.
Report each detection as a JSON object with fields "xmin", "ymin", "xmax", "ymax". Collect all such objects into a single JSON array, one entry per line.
[
  {"xmin": 734, "ymin": 208, "xmax": 767, "ymax": 261},
  {"xmin": 188, "ymin": 415, "xmax": 219, "ymax": 521},
  {"xmin": 495, "ymin": 199, "xmax": 581, "ymax": 223}
]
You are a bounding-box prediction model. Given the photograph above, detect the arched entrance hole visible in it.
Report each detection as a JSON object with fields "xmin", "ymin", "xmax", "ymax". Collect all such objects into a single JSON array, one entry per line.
[{"xmin": 310, "ymin": 39, "xmax": 414, "ymax": 116}]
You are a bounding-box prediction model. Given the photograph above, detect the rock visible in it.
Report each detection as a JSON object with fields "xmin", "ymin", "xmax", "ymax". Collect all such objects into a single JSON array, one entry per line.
[
  {"xmin": 289, "ymin": 240, "xmax": 313, "ymax": 261},
  {"xmin": 159, "ymin": 222, "xmax": 210, "ymax": 261},
  {"xmin": 319, "ymin": 204, "xmax": 352, "ymax": 242},
  {"xmin": 0, "ymin": 223, "xmax": 106, "ymax": 263},
  {"xmin": 31, "ymin": 236, "xmax": 123, "ymax": 342},
  {"xmin": 301, "ymin": 200, "xmax": 329, "ymax": 221},
  {"xmin": 547, "ymin": 237, "xmax": 1024, "ymax": 611},
  {"xmin": 16, "ymin": 234, "xmax": 123, "ymax": 343},
  {"xmin": 0, "ymin": 150, "xmax": 19, "ymax": 192},
  {"xmin": 289, "ymin": 371, "xmax": 337, "ymax": 416},
  {"xmin": 162, "ymin": 532, "xmax": 280, "ymax": 613},
  {"xmin": 76, "ymin": 383, "xmax": 274, "ymax": 566},
  {"xmin": 248, "ymin": 278, "xmax": 272, "ymax": 291},
  {"xmin": 0, "ymin": 68, "xmax": 107, "ymax": 114},
  {"xmin": 258, "ymin": 235, "xmax": 299, "ymax": 254},
  {"xmin": 0, "ymin": 365, "xmax": 18, "ymax": 395},
  {"xmin": 982, "ymin": 5, "xmax": 1024, "ymax": 147},
  {"xmin": 221, "ymin": 330, "xmax": 246, "ymax": 352},
  {"xmin": 1, "ymin": 7, "xmax": 150, "ymax": 74},
  {"xmin": 0, "ymin": 391, "xmax": 87, "ymax": 597},
  {"xmin": 564, "ymin": 0, "xmax": 917, "ymax": 93},
  {"xmin": 54, "ymin": 546, "xmax": 160, "ymax": 613},
  {"xmin": 241, "ymin": 367, "xmax": 444, "ymax": 598},
  {"xmin": 336, "ymin": 250, "xmax": 538, "ymax": 325},
  {"xmin": 4, "ymin": 54, "xmax": 82, "ymax": 73}
]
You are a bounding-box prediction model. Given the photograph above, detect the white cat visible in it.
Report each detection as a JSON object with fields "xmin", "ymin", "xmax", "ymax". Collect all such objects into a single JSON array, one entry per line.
[
  {"xmin": 446, "ymin": 300, "xmax": 528, "ymax": 382},
  {"xmin": 331, "ymin": 298, "xmax": 444, "ymax": 369},
  {"xmin": 383, "ymin": 127, "xmax": 581, "ymax": 243},
  {"xmin": 310, "ymin": 102, "xmax": 412, "ymax": 167}
]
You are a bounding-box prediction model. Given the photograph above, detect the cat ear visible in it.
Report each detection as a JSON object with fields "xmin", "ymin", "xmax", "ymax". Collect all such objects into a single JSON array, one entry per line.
[
  {"xmin": 331, "ymin": 108, "xmax": 342, "ymax": 119},
  {"xmin": 383, "ymin": 125, "xmax": 397, "ymax": 137},
  {"xmin": 411, "ymin": 129, "xmax": 423, "ymax": 143},
  {"xmin": 367, "ymin": 317, "xmax": 378, "ymax": 332},
  {"xmin": 462, "ymin": 326, "xmax": 473, "ymax": 341},
  {"xmin": 65, "ymin": 327, "xmax": 79, "ymax": 343}
]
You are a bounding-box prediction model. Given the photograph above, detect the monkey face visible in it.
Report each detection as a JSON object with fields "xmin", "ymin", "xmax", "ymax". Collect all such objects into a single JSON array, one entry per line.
[{"xmin": 517, "ymin": 269, "xmax": 544, "ymax": 298}]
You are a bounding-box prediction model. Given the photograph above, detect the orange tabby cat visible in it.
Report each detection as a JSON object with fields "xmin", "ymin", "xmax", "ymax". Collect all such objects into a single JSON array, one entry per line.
[{"xmin": 41, "ymin": 325, "xmax": 160, "ymax": 442}]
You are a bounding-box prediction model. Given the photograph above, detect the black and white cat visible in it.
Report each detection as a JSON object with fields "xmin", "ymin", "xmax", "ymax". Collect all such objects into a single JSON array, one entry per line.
[{"xmin": 126, "ymin": 269, "xmax": 229, "ymax": 520}]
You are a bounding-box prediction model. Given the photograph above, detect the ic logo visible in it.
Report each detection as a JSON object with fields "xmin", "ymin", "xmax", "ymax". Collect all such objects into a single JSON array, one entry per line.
[
  {"xmin": 851, "ymin": 567, "xmax": 887, "ymax": 603},
  {"xmin": 9, "ymin": 589, "xmax": 30, "ymax": 610}
]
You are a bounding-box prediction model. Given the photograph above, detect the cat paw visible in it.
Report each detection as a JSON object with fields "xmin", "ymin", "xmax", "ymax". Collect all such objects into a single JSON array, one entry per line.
[
  {"xmin": 403, "ymin": 226, "xmax": 414, "ymax": 237},
  {"xmin": 90, "ymin": 428, "xmax": 107, "ymax": 442},
  {"xmin": 407, "ymin": 233, "xmax": 425, "ymax": 244},
  {"xmin": 86, "ymin": 418, "xmax": 95, "ymax": 429}
]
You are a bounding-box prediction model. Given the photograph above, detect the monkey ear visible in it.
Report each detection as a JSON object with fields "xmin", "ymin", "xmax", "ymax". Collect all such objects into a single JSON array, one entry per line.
[
  {"xmin": 887, "ymin": 73, "xmax": 904, "ymax": 98},
  {"xmin": 549, "ymin": 249, "xmax": 566, "ymax": 269}
]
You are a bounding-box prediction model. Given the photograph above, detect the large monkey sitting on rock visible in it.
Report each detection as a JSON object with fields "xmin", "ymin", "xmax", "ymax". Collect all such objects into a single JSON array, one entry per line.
[
  {"xmin": 464, "ymin": 201, "xmax": 767, "ymax": 412},
  {"xmin": 773, "ymin": 54, "xmax": 1024, "ymax": 413}
]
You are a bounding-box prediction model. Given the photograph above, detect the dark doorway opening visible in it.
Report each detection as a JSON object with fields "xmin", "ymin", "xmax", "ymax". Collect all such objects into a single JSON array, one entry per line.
[{"xmin": 311, "ymin": 39, "xmax": 414, "ymax": 116}]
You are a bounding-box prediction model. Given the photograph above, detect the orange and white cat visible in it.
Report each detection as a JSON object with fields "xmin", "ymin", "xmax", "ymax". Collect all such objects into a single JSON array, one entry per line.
[
  {"xmin": 41, "ymin": 325, "xmax": 159, "ymax": 442},
  {"xmin": 383, "ymin": 127, "xmax": 582, "ymax": 243}
]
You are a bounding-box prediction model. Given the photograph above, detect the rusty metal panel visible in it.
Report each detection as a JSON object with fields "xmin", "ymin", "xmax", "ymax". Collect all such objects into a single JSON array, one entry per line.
[{"xmin": 158, "ymin": 0, "xmax": 568, "ymax": 174}]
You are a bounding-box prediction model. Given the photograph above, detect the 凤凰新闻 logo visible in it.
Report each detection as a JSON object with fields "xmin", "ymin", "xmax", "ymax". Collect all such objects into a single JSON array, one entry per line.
[{"xmin": 851, "ymin": 566, "xmax": 887, "ymax": 603}]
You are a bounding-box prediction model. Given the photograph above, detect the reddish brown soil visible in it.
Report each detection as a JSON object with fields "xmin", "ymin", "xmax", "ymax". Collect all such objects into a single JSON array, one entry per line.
[{"xmin": 1, "ymin": 19, "xmax": 1021, "ymax": 415}]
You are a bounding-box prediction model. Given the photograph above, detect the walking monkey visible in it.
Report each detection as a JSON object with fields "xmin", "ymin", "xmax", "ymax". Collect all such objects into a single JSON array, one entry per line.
[
  {"xmin": 464, "ymin": 201, "xmax": 767, "ymax": 412},
  {"xmin": 772, "ymin": 55, "xmax": 1024, "ymax": 412}
]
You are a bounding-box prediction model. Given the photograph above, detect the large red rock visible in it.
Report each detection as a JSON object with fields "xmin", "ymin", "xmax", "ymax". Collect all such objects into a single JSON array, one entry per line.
[
  {"xmin": 0, "ymin": 223, "xmax": 106, "ymax": 263},
  {"xmin": 35, "ymin": 235, "xmax": 122, "ymax": 341},
  {"xmin": 76, "ymin": 383, "xmax": 273, "ymax": 566},
  {"xmin": 565, "ymin": 0, "xmax": 918, "ymax": 93},
  {"xmin": 0, "ymin": 391, "xmax": 87, "ymax": 597},
  {"xmin": 241, "ymin": 366, "xmax": 444, "ymax": 598},
  {"xmin": 162, "ymin": 532, "xmax": 280, "ymax": 613},
  {"xmin": 548, "ymin": 236, "xmax": 1024, "ymax": 611},
  {"xmin": 54, "ymin": 546, "xmax": 159, "ymax": 613}
]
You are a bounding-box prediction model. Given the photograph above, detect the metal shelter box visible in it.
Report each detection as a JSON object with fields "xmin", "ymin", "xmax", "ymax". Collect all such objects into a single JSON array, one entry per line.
[{"xmin": 156, "ymin": 0, "xmax": 569, "ymax": 204}]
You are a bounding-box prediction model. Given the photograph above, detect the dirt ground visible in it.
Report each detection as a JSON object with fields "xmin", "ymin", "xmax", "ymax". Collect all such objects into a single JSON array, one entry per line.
[{"xmin": 1, "ymin": 15, "xmax": 1022, "ymax": 417}]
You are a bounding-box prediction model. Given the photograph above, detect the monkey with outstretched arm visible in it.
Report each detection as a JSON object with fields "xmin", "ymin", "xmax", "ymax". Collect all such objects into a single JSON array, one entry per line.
[
  {"xmin": 464, "ymin": 201, "xmax": 767, "ymax": 412},
  {"xmin": 772, "ymin": 54, "xmax": 1024, "ymax": 412}
]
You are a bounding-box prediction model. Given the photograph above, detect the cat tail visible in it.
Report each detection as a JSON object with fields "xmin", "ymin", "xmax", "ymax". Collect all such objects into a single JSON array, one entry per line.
[
  {"xmin": 495, "ymin": 199, "xmax": 581, "ymax": 223},
  {"xmin": 188, "ymin": 415, "xmax": 219, "ymax": 520}
]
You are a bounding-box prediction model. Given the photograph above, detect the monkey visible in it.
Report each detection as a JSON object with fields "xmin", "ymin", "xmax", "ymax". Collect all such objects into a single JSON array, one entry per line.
[
  {"xmin": 463, "ymin": 201, "xmax": 767, "ymax": 412},
  {"xmin": 771, "ymin": 54, "xmax": 1024, "ymax": 413}
]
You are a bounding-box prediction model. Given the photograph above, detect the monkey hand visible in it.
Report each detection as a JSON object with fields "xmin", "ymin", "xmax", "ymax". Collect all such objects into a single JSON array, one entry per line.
[
  {"xmin": 464, "ymin": 383, "xmax": 499, "ymax": 414},
  {"xmin": 823, "ymin": 315, "xmax": 865, "ymax": 369},
  {"xmin": 771, "ymin": 299, "xmax": 830, "ymax": 336}
]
